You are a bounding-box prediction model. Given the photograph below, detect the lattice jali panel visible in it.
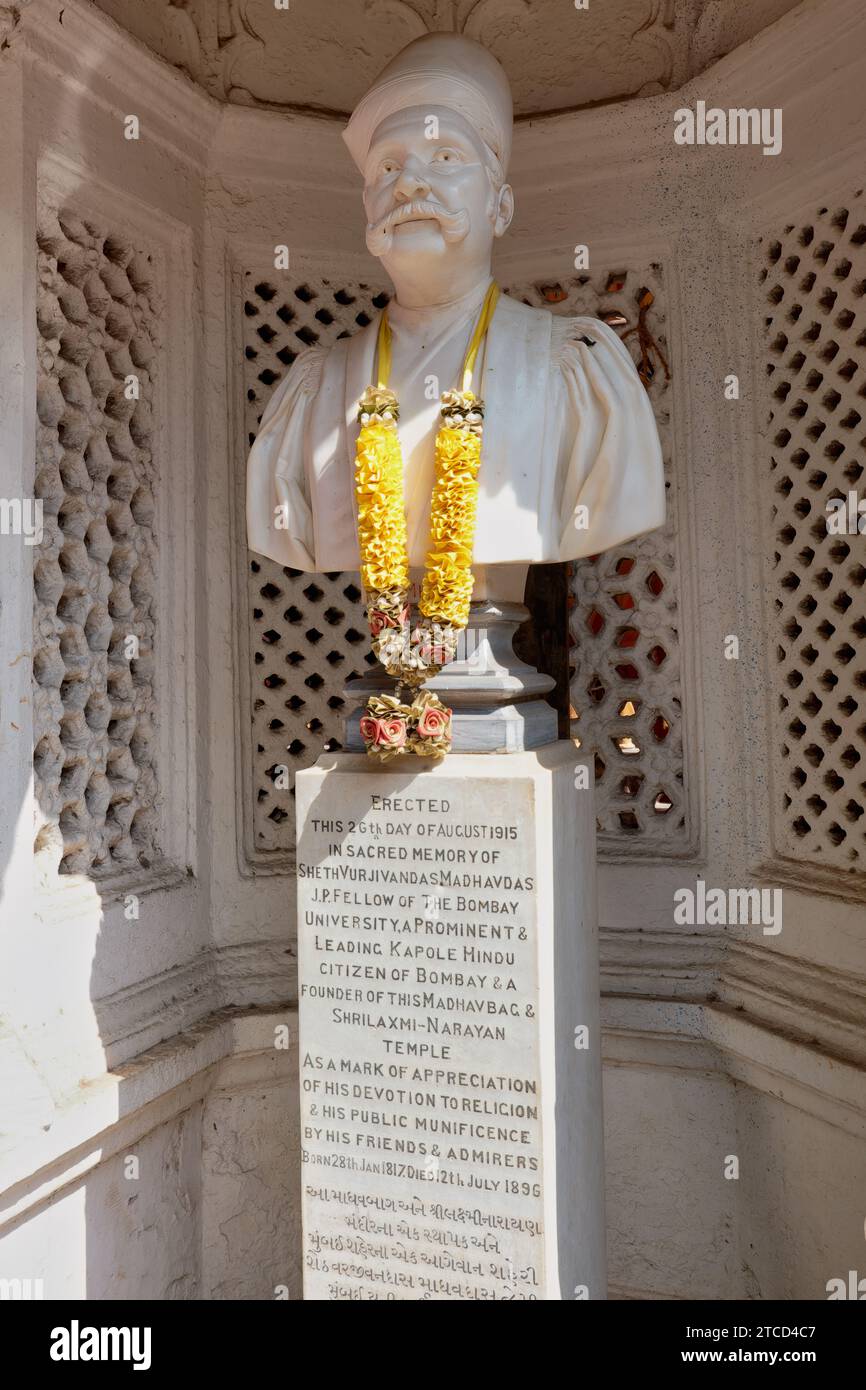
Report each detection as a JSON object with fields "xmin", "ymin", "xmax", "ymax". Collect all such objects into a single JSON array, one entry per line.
[
  {"xmin": 33, "ymin": 204, "xmax": 162, "ymax": 878},
  {"xmin": 760, "ymin": 195, "xmax": 866, "ymax": 875},
  {"xmin": 243, "ymin": 274, "xmax": 389, "ymax": 855},
  {"xmin": 506, "ymin": 269, "xmax": 685, "ymax": 851}
]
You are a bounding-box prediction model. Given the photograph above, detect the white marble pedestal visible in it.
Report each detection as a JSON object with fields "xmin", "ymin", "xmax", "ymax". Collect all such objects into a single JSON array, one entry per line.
[{"xmin": 295, "ymin": 742, "xmax": 606, "ymax": 1300}]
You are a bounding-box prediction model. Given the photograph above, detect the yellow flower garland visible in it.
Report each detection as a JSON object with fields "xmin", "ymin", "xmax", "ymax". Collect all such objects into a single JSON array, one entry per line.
[
  {"xmin": 355, "ymin": 417, "xmax": 410, "ymax": 596},
  {"xmin": 419, "ymin": 415, "xmax": 482, "ymax": 627},
  {"xmin": 353, "ymin": 282, "xmax": 499, "ymax": 758},
  {"xmin": 354, "ymin": 402, "xmax": 483, "ymax": 627}
]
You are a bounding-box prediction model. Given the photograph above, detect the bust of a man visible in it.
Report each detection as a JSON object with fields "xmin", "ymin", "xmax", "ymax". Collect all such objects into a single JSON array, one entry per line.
[{"xmin": 247, "ymin": 33, "xmax": 665, "ymax": 602}]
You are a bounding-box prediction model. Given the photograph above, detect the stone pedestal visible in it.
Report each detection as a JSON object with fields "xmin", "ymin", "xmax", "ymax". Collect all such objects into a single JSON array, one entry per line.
[
  {"xmin": 342, "ymin": 600, "xmax": 558, "ymax": 753},
  {"xmin": 295, "ymin": 743, "xmax": 606, "ymax": 1300}
]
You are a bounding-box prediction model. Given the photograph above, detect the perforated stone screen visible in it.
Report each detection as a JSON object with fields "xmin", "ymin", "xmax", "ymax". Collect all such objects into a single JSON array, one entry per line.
[
  {"xmin": 760, "ymin": 193, "xmax": 866, "ymax": 876},
  {"xmin": 243, "ymin": 275, "xmax": 389, "ymax": 856},
  {"xmin": 33, "ymin": 204, "xmax": 162, "ymax": 878},
  {"xmin": 243, "ymin": 266, "xmax": 684, "ymax": 861},
  {"xmin": 507, "ymin": 271, "xmax": 683, "ymax": 851}
]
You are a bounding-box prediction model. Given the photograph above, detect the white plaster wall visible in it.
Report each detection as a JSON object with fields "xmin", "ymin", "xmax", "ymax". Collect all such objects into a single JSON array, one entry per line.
[
  {"xmin": 0, "ymin": 1011, "xmax": 295, "ymax": 1300},
  {"xmin": 732, "ymin": 1087, "xmax": 866, "ymax": 1301},
  {"xmin": 0, "ymin": 1106, "xmax": 201, "ymax": 1300},
  {"xmin": 200, "ymin": 1036, "xmax": 301, "ymax": 1300},
  {"xmin": 1, "ymin": 0, "xmax": 212, "ymax": 1091},
  {"xmin": 604, "ymin": 1063, "xmax": 740, "ymax": 1301}
]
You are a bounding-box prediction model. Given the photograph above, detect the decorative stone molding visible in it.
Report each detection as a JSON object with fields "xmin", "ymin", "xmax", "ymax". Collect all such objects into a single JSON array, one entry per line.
[
  {"xmin": 718, "ymin": 939, "xmax": 866, "ymax": 1070},
  {"xmin": 603, "ymin": 996, "xmax": 866, "ymax": 1139},
  {"xmin": 47, "ymin": 939, "xmax": 293, "ymax": 1074},
  {"xmin": 16, "ymin": 0, "xmax": 215, "ymax": 172},
  {"xmin": 0, "ymin": 1006, "xmax": 296, "ymax": 1231},
  {"xmin": 87, "ymin": 0, "xmax": 802, "ymax": 117},
  {"xmin": 93, "ymin": 954, "xmax": 219, "ymax": 1064},
  {"xmin": 600, "ymin": 927, "xmax": 724, "ymax": 999}
]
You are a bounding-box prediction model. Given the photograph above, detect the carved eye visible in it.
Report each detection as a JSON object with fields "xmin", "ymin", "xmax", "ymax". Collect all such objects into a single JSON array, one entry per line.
[
  {"xmin": 379, "ymin": 158, "xmax": 400, "ymax": 177},
  {"xmin": 432, "ymin": 148, "xmax": 462, "ymax": 165}
]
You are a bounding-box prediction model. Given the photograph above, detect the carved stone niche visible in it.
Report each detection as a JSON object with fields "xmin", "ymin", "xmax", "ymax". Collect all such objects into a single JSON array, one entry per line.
[
  {"xmin": 89, "ymin": 0, "xmax": 803, "ymax": 116},
  {"xmin": 241, "ymin": 265, "xmax": 687, "ymax": 867}
]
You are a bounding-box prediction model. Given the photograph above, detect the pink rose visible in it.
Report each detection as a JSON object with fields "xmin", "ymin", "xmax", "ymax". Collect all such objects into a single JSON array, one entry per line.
[
  {"xmin": 370, "ymin": 607, "xmax": 408, "ymax": 636},
  {"xmin": 416, "ymin": 706, "xmax": 451, "ymax": 739},
  {"xmin": 359, "ymin": 715, "xmax": 379, "ymax": 744},
  {"xmin": 419, "ymin": 643, "xmax": 449, "ymax": 666},
  {"xmin": 376, "ymin": 716, "xmax": 408, "ymax": 748}
]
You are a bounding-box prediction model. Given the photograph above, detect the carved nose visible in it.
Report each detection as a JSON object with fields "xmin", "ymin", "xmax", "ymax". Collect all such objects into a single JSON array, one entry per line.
[{"xmin": 394, "ymin": 164, "xmax": 431, "ymax": 201}]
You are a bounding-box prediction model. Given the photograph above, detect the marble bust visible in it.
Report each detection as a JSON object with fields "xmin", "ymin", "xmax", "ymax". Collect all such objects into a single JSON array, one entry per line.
[{"xmin": 246, "ymin": 33, "xmax": 665, "ymax": 604}]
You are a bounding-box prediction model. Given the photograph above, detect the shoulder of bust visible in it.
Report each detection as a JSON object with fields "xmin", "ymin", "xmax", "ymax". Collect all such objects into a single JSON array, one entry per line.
[
  {"xmin": 283, "ymin": 338, "xmax": 342, "ymax": 396},
  {"xmin": 496, "ymin": 295, "xmax": 609, "ymax": 347},
  {"xmin": 546, "ymin": 312, "xmax": 630, "ymax": 368},
  {"xmin": 491, "ymin": 297, "xmax": 618, "ymax": 365},
  {"xmin": 549, "ymin": 311, "xmax": 611, "ymax": 341},
  {"xmin": 496, "ymin": 293, "xmax": 550, "ymax": 327}
]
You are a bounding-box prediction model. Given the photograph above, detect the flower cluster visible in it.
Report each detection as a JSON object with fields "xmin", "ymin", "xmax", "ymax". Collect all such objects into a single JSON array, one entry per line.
[
  {"xmin": 369, "ymin": 600, "xmax": 459, "ymax": 684},
  {"xmin": 439, "ymin": 388, "xmax": 484, "ymax": 434},
  {"xmin": 367, "ymin": 589, "xmax": 410, "ymax": 640},
  {"xmin": 359, "ymin": 691, "xmax": 453, "ymax": 761},
  {"xmin": 358, "ymin": 386, "xmax": 400, "ymax": 423}
]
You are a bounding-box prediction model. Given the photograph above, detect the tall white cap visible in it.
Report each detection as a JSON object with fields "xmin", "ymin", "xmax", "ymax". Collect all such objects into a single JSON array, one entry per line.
[{"xmin": 342, "ymin": 33, "xmax": 513, "ymax": 177}]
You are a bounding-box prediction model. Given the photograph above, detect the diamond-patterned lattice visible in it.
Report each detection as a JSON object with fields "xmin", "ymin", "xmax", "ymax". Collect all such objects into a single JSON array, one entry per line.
[
  {"xmin": 244, "ymin": 268, "xmax": 683, "ymax": 855},
  {"xmin": 244, "ymin": 275, "xmax": 390, "ymax": 851},
  {"xmin": 507, "ymin": 270, "xmax": 684, "ymax": 849},
  {"xmin": 760, "ymin": 195, "xmax": 866, "ymax": 872},
  {"xmin": 33, "ymin": 204, "xmax": 162, "ymax": 877}
]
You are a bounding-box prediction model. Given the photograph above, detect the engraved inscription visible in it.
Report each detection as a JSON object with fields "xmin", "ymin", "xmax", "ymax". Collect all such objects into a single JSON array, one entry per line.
[{"xmin": 297, "ymin": 775, "xmax": 545, "ymax": 1300}]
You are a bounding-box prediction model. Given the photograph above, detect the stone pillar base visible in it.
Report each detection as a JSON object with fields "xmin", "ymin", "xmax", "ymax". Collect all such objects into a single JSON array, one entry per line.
[
  {"xmin": 343, "ymin": 599, "xmax": 558, "ymax": 753},
  {"xmin": 295, "ymin": 742, "xmax": 606, "ymax": 1300}
]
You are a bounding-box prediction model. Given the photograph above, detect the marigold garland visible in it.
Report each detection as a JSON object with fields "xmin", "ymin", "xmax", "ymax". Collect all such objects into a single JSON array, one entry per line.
[
  {"xmin": 355, "ymin": 407, "xmax": 410, "ymax": 597},
  {"xmin": 419, "ymin": 393, "xmax": 483, "ymax": 628},
  {"xmin": 353, "ymin": 284, "xmax": 499, "ymax": 761}
]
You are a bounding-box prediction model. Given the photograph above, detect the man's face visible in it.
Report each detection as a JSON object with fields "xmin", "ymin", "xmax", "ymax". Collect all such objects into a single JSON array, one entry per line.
[{"xmin": 362, "ymin": 105, "xmax": 512, "ymax": 281}]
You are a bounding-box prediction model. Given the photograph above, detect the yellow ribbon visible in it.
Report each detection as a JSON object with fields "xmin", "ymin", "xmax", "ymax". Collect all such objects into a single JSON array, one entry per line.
[{"xmin": 375, "ymin": 280, "xmax": 500, "ymax": 395}]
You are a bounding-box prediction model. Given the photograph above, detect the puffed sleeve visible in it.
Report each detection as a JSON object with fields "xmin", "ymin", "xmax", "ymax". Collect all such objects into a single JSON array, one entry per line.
[
  {"xmin": 245, "ymin": 346, "xmax": 328, "ymax": 568},
  {"xmin": 553, "ymin": 315, "xmax": 666, "ymax": 561}
]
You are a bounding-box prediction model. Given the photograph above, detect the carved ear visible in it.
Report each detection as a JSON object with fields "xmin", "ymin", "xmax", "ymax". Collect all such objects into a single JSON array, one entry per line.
[{"xmin": 494, "ymin": 184, "xmax": 515, "ymax": 237}]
